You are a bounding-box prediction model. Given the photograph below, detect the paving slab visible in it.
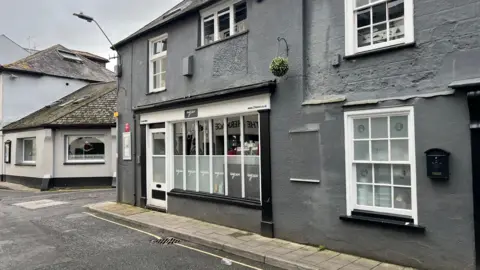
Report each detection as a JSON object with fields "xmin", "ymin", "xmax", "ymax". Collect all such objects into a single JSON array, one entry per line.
[{"xmin": 86, "ymin": 201, "xmax": 413, "ymax": 270}]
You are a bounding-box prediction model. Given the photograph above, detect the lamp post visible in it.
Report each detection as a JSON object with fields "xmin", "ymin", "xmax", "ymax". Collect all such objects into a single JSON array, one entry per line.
[{"xmin": 74, "ymin": 12, "xmax": 121, "ymax": 201}]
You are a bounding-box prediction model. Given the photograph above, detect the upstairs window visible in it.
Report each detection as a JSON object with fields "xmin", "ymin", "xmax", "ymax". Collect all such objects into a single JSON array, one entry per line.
[
  {"xmin": 149, "ymin": 34, "xmax": 168, "ymax": 93},
  {"xmin": 201, "ymin": 0, "xmax": 248, "ymax": 46},
  {"xmin": 344, "ymin": 0, "xmax": 414, "ymax": 56}
]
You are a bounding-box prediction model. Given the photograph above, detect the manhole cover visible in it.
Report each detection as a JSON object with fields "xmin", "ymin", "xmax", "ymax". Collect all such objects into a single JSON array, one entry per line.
[{"xmin": 151, "ymin": 237, "xmax": 181, "ymax": 245}]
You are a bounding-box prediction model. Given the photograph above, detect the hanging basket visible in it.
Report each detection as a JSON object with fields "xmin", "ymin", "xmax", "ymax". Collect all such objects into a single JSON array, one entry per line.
[{"xmin": 270, "ymin": 57, "xmax": 289, "ymax": 77}]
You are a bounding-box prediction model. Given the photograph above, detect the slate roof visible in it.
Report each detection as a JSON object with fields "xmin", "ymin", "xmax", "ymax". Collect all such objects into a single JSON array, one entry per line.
[
  {"xmin": 1, "ymin": 44, "xmax": 115, "ymax": 82},
  {"xmin": 3, "ymin": 82, "xmax": 116, "ymax": 131},
  {"xmin": 113, "ymin": 0, "xmax": 213, "ymax": 48}
]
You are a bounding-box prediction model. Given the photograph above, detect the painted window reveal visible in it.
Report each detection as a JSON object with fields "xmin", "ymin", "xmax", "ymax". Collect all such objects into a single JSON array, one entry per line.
[
  {"xmin": 172, "ymin": 114, "xmax": 260, "ymax": 200},
  {"xmin": 66, "ymin": 136, "xmax": 105, "ymax": 162},
  {"xmin": 345, "ymin": 0, "xmax": 414, "ymax": 56},
  {"xmin": 22, "ymin": 138, "xmax": 36, "ymax": 163},
  {"xmin": 201, "ymin": 0, "xmax": 247, "ymax": 46},
  {"xmin": 344, "ymin": 107, "xmax": 417, "ymax": 222},
  {"xmin": 149, "ymin": 34, "xmax": 168, "ymax": 93}
]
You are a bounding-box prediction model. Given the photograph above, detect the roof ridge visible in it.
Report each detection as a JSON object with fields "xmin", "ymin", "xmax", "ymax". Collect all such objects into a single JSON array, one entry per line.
[{"xmin": 46, "ymin": 84, "xmax": 116, "ymax": 125}]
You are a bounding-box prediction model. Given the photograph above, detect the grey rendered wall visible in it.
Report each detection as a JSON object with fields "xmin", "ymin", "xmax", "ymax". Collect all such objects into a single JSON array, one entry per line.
[
  {"xmin": 0, "ymin": 35, "xmax": 29, "ymax": 65},
  {"xmin": 53, "ymin": 129, "xmax": 115, "ymax": 178},
  {"xmin": 117, "ymin": 0, "xmax": 304, "ymax": 206},
  {"xmin": 3, "ymin": 129, "xmax": 50, "ymax": 178},
  {"xmin": 168, "ymin": 196, "xmax": 261, "ymax": 234},
  {"xmin": 1, "ymin": 73, "xmax": 88, "ymax": 127}
]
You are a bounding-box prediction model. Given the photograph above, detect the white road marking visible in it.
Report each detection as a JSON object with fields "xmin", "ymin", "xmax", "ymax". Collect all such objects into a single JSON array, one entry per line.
[
  {"xmin": 13, "ymin": 199, "xmax": 69, "ymax": 209},
  {"xmin": 83, "ymin": 212, "xmax": 263, "ymax": 270}
]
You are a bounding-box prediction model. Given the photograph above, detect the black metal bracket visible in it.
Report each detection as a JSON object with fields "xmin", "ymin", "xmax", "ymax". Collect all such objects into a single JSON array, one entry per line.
[{"xmin": 277, "ymin": 37, "xmax": 289, "ymax": 57}]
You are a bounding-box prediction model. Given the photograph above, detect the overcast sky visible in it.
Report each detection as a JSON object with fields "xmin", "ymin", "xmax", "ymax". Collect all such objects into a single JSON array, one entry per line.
[{"xmin": 0, "ymin": 0, "xmax": 182, "ymax": 70}]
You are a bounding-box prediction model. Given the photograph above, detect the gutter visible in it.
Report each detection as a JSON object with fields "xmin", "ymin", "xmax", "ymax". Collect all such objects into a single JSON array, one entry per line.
[{"xmin": 2, "ymin": 123, "xmax": 116, "ymax": 134}]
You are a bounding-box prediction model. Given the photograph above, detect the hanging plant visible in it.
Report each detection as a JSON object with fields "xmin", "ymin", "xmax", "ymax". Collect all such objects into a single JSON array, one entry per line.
[{"xmin": 270, "ymin": 57, "xmax": 289, "ymax": 77}]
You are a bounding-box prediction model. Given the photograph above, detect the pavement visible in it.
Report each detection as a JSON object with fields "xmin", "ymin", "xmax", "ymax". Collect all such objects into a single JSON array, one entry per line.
[
  {"xmin": 0, "ymin": 181, "xmax": 39, "ymax": 192},
  {"xmin": 87, "ymin": 202, "xmax": 415, "ymax": 270},
  {"xmin": 0, "ymin": 189, "xmax": 281, "ymax": 270}
]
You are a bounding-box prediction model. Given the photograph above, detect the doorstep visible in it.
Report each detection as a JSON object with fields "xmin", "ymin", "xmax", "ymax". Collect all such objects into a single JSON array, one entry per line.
[{"xmin": 86, "ymin": 202, "xmax": 415, "ymax": 270}]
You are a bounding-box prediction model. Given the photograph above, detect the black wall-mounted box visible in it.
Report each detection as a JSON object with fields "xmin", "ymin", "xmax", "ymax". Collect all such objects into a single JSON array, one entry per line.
[{"xmin": 425, "ymin": 148, "xmax": 450, "ymax": 180}]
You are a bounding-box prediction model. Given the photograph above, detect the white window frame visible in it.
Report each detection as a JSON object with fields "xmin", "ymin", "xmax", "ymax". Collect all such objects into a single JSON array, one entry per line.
[
  {"xmin": 200, "ymin": 0, "xmax": 247, "ymax": 46},
  {"xmin": 22, "ymin": 138, "xmax": 36, "ymax": 164},
  {"xmin": 149, "ymin": 34, "xmax": 168, "ymax": 93},
  {"xmin": 344, "ymin": 0, "xmax": 414, "ymax": 56},
  {"xmin": 65, "ymin": 135, "xmax": 106, "ymax": 163},
  {"xmin": 344, "ymin": 106, "xmax": 418, "ymax": 224}
]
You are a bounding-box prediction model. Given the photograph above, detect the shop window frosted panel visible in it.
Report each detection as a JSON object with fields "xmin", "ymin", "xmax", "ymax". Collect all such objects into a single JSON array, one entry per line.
[
  {"xmin": 152, "ymin": 157, "xmax": 166, "ymax": 184},
  {"xmin": 199, "ymin": 157, "xmax": 210, "ymax": 193},
  {"xmin": 213, "ymin": 118, "xmax": 225, "ymax": 195},
  {"xmin": 186, "ymin": 157, "xmax": 196, "ymax": 191},
  {"xmin": 185, "ymin": 122, "xmax": 196, "ymax": 191},
  {"xmin": 227, "ymin": 117, "xmax": 242, "ymax": 198},
  {"xmin": 212, "ymin": 156, "xmax": 225, "ymax": 194},
  {"xmin": 173, "ymin": 123, "xmax": 184, "ymax": 189},
  {"xmin": 244, "ymin": 156, "xmax": 260, "ymax": 200}
]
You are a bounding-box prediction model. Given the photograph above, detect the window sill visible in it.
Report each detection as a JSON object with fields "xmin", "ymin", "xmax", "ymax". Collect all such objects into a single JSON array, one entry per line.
[
  {"xmin": 196, "ymin": 30, "xmax": 249, "ymax": 51},
  {"xmin": 339, "ymin": 210, "xmax": 425, "ymax": 233},
  {"xmin": 344, "ymin": 42, "xmax": 416, "ymax": 60},
  {"xmin": 63, "ymin": 162, "xmax": 106, "ymax": 165},
  {"xmin": 147, "ymin": 88, "xmax": 167, "ymax": 95},
  {"xmin": 15, "ymin": 163, "xmax": 36, "ymax": 167},
  {"xmin": 168, "ymin": 189, "xmax": 261, "ymax": 210}
]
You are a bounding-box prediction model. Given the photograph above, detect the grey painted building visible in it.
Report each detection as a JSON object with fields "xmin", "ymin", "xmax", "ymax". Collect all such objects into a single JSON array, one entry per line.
[{"xmin": 114, "ymin": 0, "xmax": 480, "ymax": 269}]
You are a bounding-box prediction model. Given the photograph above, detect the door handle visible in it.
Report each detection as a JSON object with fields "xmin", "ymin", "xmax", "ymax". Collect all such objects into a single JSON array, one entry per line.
[{"xmin": 156, "ymin": 184, "xmax": 162, "ymax": 188}]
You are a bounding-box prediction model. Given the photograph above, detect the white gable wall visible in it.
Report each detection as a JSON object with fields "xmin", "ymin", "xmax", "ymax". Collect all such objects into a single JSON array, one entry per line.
[{"xmin": 1, "ymin": 73, "xmax": 88, "ymax": 127}]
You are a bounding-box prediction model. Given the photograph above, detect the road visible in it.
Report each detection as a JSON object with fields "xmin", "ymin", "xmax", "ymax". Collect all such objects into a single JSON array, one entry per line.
[{"xmin": 0, "ymin": 189, "xmax": 280, "ymax": 270}]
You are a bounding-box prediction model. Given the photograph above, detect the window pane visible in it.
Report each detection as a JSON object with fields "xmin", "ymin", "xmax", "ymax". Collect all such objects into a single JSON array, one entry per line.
[
  {"xmin": 390, "ymin": 19, "xmax": 405, "ymax": 40},
  {"xmin": 199, "ymin": 121, "xmax": 210, "ymax": 193},
  {"xmin": 160, "ymin": 57, "xmax": 167, "ymax": 73},
  {"xmin": 394, "ymin": 187, "xmax": 411, "ymax": 209},
  {"xmin": 354, "ymin": 119, "xmax": 369, "ymax": 139},
  {"xmin": 356, "ymin": 164, "xmax": 372, "ymax": 183},
  {"xmin": 390, "ymin": 116, "xmax": 408, "ymax": 138},
  {"xmin": 227, "ymin": 117, "xmax": 242, "ymax": 198},
  {"xmin": 153, "ymin": 40, "xmax": 167, "ymax": 54},
  {"xmin": 388, "ymin": 0, "xmax": 404, "ymax": 20},
  {"xmin": 371, "ymin": 117, "xmax": 388, "ymax": 138},
  {"xmin": 371, "ymin": 140, "xmax": 388, "ymax": 161},
  {"xmin": 153, "ymin": 59, "xmax": 159, "ymax": 74},
  {"xmin": 244, "ymin": 115, "xmax": 260, "ymax": 200},
  {"xmin": 204, "ymin": 18, "xmax": 214, "ymax": 44},
  {"xmin": 372, "ymin": 2, "xmax": 387, "ymax": 24},
  {"xmin": 160, "ymin": 73, "xmax": 166, "ymax": 89},
  {"xmin": 173, "ymin": 123, "xmax": 184, "ymax": 189},
  {"xmin": 356, "ymin": 0, "xmax": 369, "ymax": 7},
  {"xmin": 153, "ymin": 74, "xmax": 159, "ymax": 89},
  {"xmin": 213, "ymin": 119, "xmax": 225, "ymax": 195},
  {"xmin": 24, "ymin": 139, "xmax": 34, "ymax": 161},
  {"xmin": 234, "ymin": 1, "xmax": 247, "ymax": 33},
  {"xmin": 375, "ymin": 186, "xmax": 392, "ymax": 207},
  {"xmin": 357, "ymin": 9, "xmax": 370, "ymax": 28},
  {"xmin": 185, "ymin": 122, "xmax": 197, "ymax": 191},
  {"xmin": 152, "ymin": 156, "xmax": 166, "ymax": 184},
  {"xmin": 354, "ymin": 141, "xmax": 369, "ymax": 161},
  {"xmin": 153, "ymin": 133, "xmax": 165, "ymax": 155},
  {"xmin": 358, "ymin": 27, "xmax": 371, "ymax": 47},
  {"xmin": 374, "ymin": 164, "xmax": 391, "ymax": 184},
  {"xmin": 67, "ymin": 136, "xmax": 104, "ymax": 161},
  {"xmin": 391, "ymin": 140, "xmax": 408, "ymax": 161},
  {"xmin": 372, "ymin": 23, "xmax": 387, "ymax": 44},
  {"xmin": 357, "ymin": 184, "xmax": 373, "ymax": 206},
  {"xmin": 218, "ymin": 12, "xmax": 231, "ymax": 40},
  {"xmin": 393, "ymin": 165, "xmax": 411, "ymax": 186}
]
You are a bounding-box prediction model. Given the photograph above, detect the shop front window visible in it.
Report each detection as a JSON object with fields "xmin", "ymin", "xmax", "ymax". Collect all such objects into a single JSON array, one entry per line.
[
  {"xmin": 173, "ymin": 123, "xmax": 184, "ymax": 189},
  {"xmin": 172, "ymin": 114, "xmax": 260, "ymax": 201}
]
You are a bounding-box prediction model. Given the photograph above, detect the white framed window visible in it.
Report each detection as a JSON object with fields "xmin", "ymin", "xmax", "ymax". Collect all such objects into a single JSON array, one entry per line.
[
  {"xmin": 344, "ymin": 107, "xmax": 417, "ymax": 223},
  {"xmin": 149, "ymin": 34, "xmax": 168, "ymax": 93},
  {"xmin": 344, "ymin": 0, "xmax": 414, "ymax": 56},
  {"xmin": 200, "ymin": 0, "xmax": 248, "ymax": 46},
  {"xmin": 22, "ymin": 138, "xmax": 36, "ymax": 163},
  {"xmin": 66, "ymin": 136, "xmax": 105, "ymax": 163}
]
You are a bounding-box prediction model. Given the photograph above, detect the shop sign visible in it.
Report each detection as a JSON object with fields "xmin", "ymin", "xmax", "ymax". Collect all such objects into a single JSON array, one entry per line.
[{"xmin": 185, "ymin": 109, "xmax": 198, "ymax": 119}]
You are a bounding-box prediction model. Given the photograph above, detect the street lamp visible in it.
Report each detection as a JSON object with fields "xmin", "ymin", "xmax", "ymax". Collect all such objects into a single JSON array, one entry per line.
[{"xmin": 73, "ymin": 12, "xmax": 121, "ymax": 200}]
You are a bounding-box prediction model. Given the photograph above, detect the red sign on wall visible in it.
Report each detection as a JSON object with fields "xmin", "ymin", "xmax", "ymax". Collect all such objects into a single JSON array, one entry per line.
[{"xmin": 124, "ymin": 123, "xmax": 130, "ymax": 132}]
